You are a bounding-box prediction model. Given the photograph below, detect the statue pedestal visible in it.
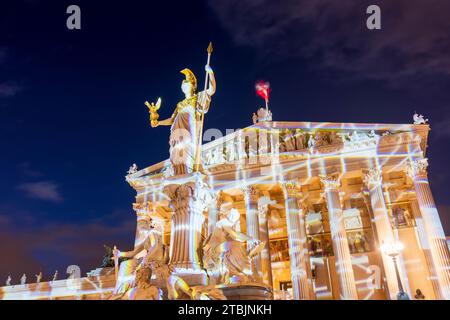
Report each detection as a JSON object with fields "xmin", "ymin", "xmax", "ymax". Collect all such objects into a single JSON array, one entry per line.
[{"xmin": 163, "ymin": 172, "xmax": 214, "ymax": 286}]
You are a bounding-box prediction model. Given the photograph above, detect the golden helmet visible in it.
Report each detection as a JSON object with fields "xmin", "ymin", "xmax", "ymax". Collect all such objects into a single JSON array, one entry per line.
[{"xmin": 180, "ymin": 68, "xmax": 197, "ymax": 90}]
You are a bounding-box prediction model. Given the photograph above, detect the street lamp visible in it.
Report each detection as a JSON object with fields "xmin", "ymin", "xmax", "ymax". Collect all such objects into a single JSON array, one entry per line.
[{"xmin": 380, "ymin": 241, "xmax": 410, "ymax": 300}]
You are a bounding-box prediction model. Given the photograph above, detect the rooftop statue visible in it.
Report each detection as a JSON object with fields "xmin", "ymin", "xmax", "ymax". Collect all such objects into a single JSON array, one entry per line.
[
  {"xmin": 20, "ymin": 274, "xmax": 26, "ymax": 285},
  {"xmin": 6, "ymin": 275, "xmax": 11, "ymax": 286},
  {"xmin": 203, "ymin": 208, "xmax": 265, "ymax": 285},
  {"xmin": 413, "ymin": 112, "xmax": 428, "ymax": 125},
  {"xmin": 145, "ymin": 43, "xmax": 216, "ymax": 175},
  {"xmin": 127, "ymin": 163, "xmax": 138, "ymax": 175},
  {"xmin": 35, "ymin": 272, "xmax": 42, "ymax": 284}
]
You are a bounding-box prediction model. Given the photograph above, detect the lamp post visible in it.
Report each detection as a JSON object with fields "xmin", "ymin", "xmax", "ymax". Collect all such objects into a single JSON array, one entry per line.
[{"xmin": 380, "ymin": 241, "xmax": 410, "ymax": 300}]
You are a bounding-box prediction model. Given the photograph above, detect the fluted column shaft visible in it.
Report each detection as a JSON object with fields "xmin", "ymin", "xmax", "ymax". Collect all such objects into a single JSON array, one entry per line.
[
  {"xmin": 320, "ymin": 174, "xmax": 359, "ymax": 300},
  {"xmin": 407, "ymin": 159, "xmax": 450, "ymax": 299},
  {"xmin": 243, "ymin": 186, "xmax": 262, "ymax": 278},
  {"xmin": 164, "ymin": 181, "xmax": 208, "ymax": 276},
  {"xmin": 258, "ymin": 201, "xmax": 274, "ymax": 287},
  {"xmin": 410, "ymin": 200, "xmax": 441, "ymax": 298},
  {"xmin": 363, "ymin": 168, "xmax": 408, "ymax": 299},
  {"xmin": 282, "ymin": 182, "xmax": 312, "ymax": 300}
]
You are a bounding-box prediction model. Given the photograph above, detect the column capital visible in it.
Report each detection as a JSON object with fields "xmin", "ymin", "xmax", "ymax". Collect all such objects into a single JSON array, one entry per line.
[
  {"xmin": 133, "ymin": 201, "xmax": 152, "ymax": 218},
  {"xmin": 363, "ymin": 167, "xmax": 383, "ymax": 188},
  {"xmin": 281, "ymin": 180, "xmax": 302, "ymax": 198},
  {"xmin": 242, "ymin": 185, "xmax": 259, "ymax": 203},
  {"xmin": 319, "ymin": 173, "xmax": 341, "ymax": 191},
  {"xmin": 406, "ymin": 158, "xmax": 429, "ymax": 180}
]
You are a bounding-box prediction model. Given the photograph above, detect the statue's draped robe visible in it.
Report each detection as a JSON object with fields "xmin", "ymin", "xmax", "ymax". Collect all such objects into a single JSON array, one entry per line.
[
  {"xmin": 203, "ymin": 221, "xmax": 254, "ymax": 284},
  {"xmin": 169, "ymin": 91, "xmax": 211, "ymax": 175},
  {"xmin": 112, "ymin": 231, "xmax": 168, "ymax": 298}
]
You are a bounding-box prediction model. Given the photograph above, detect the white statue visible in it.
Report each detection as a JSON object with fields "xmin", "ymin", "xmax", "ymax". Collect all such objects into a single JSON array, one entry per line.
[
  {"xmin": 35, "ymin": 272, "xmax": 42, "ymax": 284},
  {"xmin": 110, "ymin": 219, "xmax": 170, "ymax": 300},
  {"xmin": 127, "ymin": 163, "xmax": 138, "ymax": 175},
  {"xmin": 203, "ymin": 208, "xmax": 264, "ymax": 285},
  {"xmin": 52, "ymin": 270, "xmax": 58, "ymax": 282},
  {"xmin": 20, "ymin": 274, "xmax": 26, "ymax": 285},
  {"xmin": 413, "ymin": 112, "xmax": 428, "ymax": 125},
  {"xmin": 253, "ymin": 107, "xmax": 272, "ymax": 123},
  {"xmin": 252, "ymin": 112, "xmax": 258, "ymax": 125},
  {"xmin": 6, "ymin": 275, "xmax": 11, "ymax": 286}
]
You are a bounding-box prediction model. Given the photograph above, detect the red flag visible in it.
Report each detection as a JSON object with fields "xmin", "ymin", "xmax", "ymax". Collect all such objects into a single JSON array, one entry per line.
[{"xmin": 255, "ymin": 81, "xmax": 270, "ymax": 102}]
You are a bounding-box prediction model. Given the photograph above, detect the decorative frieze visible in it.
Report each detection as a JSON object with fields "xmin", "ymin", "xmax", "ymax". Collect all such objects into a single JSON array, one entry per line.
[{"xmin": 406, "ymin": 158, "xmax": 429, "ymax": 180}]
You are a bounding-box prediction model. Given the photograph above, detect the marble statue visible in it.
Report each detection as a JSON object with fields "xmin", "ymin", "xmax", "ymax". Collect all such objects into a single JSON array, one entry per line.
[
  {"xmin": 127, "ymin": 163, "xmax": 138, "ymax": 175},
  {"xmin": 294, "ymin": 130, "xmax": 306, "ymax": 150},
  {"xmin": 413, "ymin": 113, "xmax": 428, "ymax": 125},
  {"xmin": 167, "ymin": 275, "xmax": 226, "ymax": 300},
  {"xmin": 203, "ymin": 208, "xmax": 265, "ymax": 285},
  {"xmin": 52, "ymin": 270, "xmax": 58, "ymax": 282},
  {"xmin": 124, "ymin": 265, "xmax": 163, "ymax": 300},
  {"xmin": 20, "ymin": 274, "xmax": 26, "ymax": 285},
  {"xmin": 110, "ymin": 219, "xmax": 170, "ymax": 300},
  {"xmin": 6, "ymin": 275, "xmax": 11, "ymax": 286},
  {"xmin": 146, "ymin": 44, "xmax": 216, "ymax": 175},
  {"xmin": 35, "ymin": 272, "xmax": 42, "ymax": 284}
]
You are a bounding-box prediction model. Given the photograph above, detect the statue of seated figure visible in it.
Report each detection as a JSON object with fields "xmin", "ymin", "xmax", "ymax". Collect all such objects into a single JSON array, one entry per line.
[{"xmin": 203, "ymin": 208, "xmax": 265, "ymax": 285}]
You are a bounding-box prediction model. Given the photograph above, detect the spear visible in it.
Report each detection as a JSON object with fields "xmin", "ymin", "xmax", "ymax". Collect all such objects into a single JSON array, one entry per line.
[
  {"xmin": 113, "ymin": 245, "xmax": 119, "ymax": 282},
  {"xmin": 195, "ymin": 42, "xmax": 213, "ymax": 172}
]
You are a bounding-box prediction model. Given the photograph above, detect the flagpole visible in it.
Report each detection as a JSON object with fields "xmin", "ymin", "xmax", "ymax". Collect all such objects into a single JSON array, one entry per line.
[{"xmin": 195, "ymin": 42, "xmax": 213, "ymax": 172}]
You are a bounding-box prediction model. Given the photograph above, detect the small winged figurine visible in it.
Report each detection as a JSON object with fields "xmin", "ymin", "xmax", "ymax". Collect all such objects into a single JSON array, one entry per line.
[
  {"xmin": 413, "ymin": 112, "xmax": 428, "ymax": 125},
  {"xmin": 145, "ymin": 98, "xmax": 162, "ymax": 128}
]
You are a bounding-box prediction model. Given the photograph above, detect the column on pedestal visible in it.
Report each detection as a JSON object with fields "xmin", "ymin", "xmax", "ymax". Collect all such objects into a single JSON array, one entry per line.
[
  {"xmin": 258, "ymin": 196, "xmax": 274, "ymax": 287},
  {"xmin": 243, "ymin": 186, "xmax": 262, "ymax": 279},
  {"xmin": 407, "ymin": 159, "xmax": 450, "ymax": 299},
  {"xmin": 165, "ymin": 181, "xmax": 207, "ymax": 274},
  {"xmin": 320, "ymin": 173, "xmax": 359, "ymax": 300},
  {"xmin": 282, "ymin": 181, "xmax": 312, "ymax": 300},
  {"xmin": 410, "ymin": 199, "xmax": 441, "ymax": 297},
  {"xmin": 363, "ymin": 168, "xmax": 408, "ymax": 299}
]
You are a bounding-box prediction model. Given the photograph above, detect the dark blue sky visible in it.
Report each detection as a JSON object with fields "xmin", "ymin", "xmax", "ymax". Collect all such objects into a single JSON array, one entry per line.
[{"xmin": 1, "ymin": 0, "xmax": 449, "ymax": 281}]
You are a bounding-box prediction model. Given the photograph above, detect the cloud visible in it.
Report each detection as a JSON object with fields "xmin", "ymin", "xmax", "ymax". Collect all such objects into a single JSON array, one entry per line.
[
  {"xmin": 0, "ymin": 82, "xmax": 22, "ymax": 98},
  {"xmin": 208, "ymin": 0, "xmax": 450, "ymax": 86},
  {"xmin": 17, "ymin": 181, "xmax": 64, "ymax": 203},
  {"xmin": 0, "ymin": 207, "xmax": 136, "ymax": 281}
]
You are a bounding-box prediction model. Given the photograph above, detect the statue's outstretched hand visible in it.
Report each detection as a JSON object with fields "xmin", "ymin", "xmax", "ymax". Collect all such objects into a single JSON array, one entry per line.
[
  {"xmin": 112, "ymin": 246, "xmax": 120, "ymax": 259},
  {"xmin": 205, "ymin": 65, "xmax": 213, "ymax": 73}
]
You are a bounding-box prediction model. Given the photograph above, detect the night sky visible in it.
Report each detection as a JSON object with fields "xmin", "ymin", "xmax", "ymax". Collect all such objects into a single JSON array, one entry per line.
[{"xmin": 1, "ymin": 0, "xmax": 449, "ymax": 282}]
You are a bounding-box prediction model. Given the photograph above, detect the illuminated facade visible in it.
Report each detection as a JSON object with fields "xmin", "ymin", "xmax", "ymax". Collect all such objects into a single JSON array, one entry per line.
[
  {"xmin": 122, "ymin": 120, "xmax": 450, "ymax": 300},
  {"xmin": 2, "ymin": 119, "xmax": 450, "ymax": 300}
]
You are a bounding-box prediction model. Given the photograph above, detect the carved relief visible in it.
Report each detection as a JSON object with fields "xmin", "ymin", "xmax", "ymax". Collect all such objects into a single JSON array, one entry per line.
[
  {"xmin": 406, "ymin": 158, "xmax": 429, "ymax": 180},
  {"xmin": 363, "ymin": 167, "xmax": 383, "ymax": 188}
]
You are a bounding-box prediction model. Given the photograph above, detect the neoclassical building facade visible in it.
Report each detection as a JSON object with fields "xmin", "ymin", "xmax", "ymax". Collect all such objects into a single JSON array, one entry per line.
[
  {"xmin": 125, "ymin": 119, "xmax": 449, "ymax": 300},
  {"xmin": 1, "ymin": 119, "xmax": 449, "ymax": 300}
]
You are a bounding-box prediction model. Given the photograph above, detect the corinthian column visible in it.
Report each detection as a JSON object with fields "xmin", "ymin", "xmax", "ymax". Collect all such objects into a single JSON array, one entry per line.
[
  {"xmin": 258, "ymin": 197, "xmax": 274, "ymax": 287},
  {"xmin": 243, "ymin": 186, "xmax": 262, "ymax": 278},
  {"xmin": 282, "ymin": 181, "xmax": 312, "ymax": 300},
  {"xmin": 164, "ymin": 176, "xmax": 213, "ymax": 285},
  {"xmin": 363, "ymin": 168, "xmax": 409, "ymax": 299},
  {"xmin": 320, "ymin": 173, "xmax": 358, "ymax": 300},
  {"xmin": 407, "ymin": 159, "xmax": 450, "ymax": 299}
]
